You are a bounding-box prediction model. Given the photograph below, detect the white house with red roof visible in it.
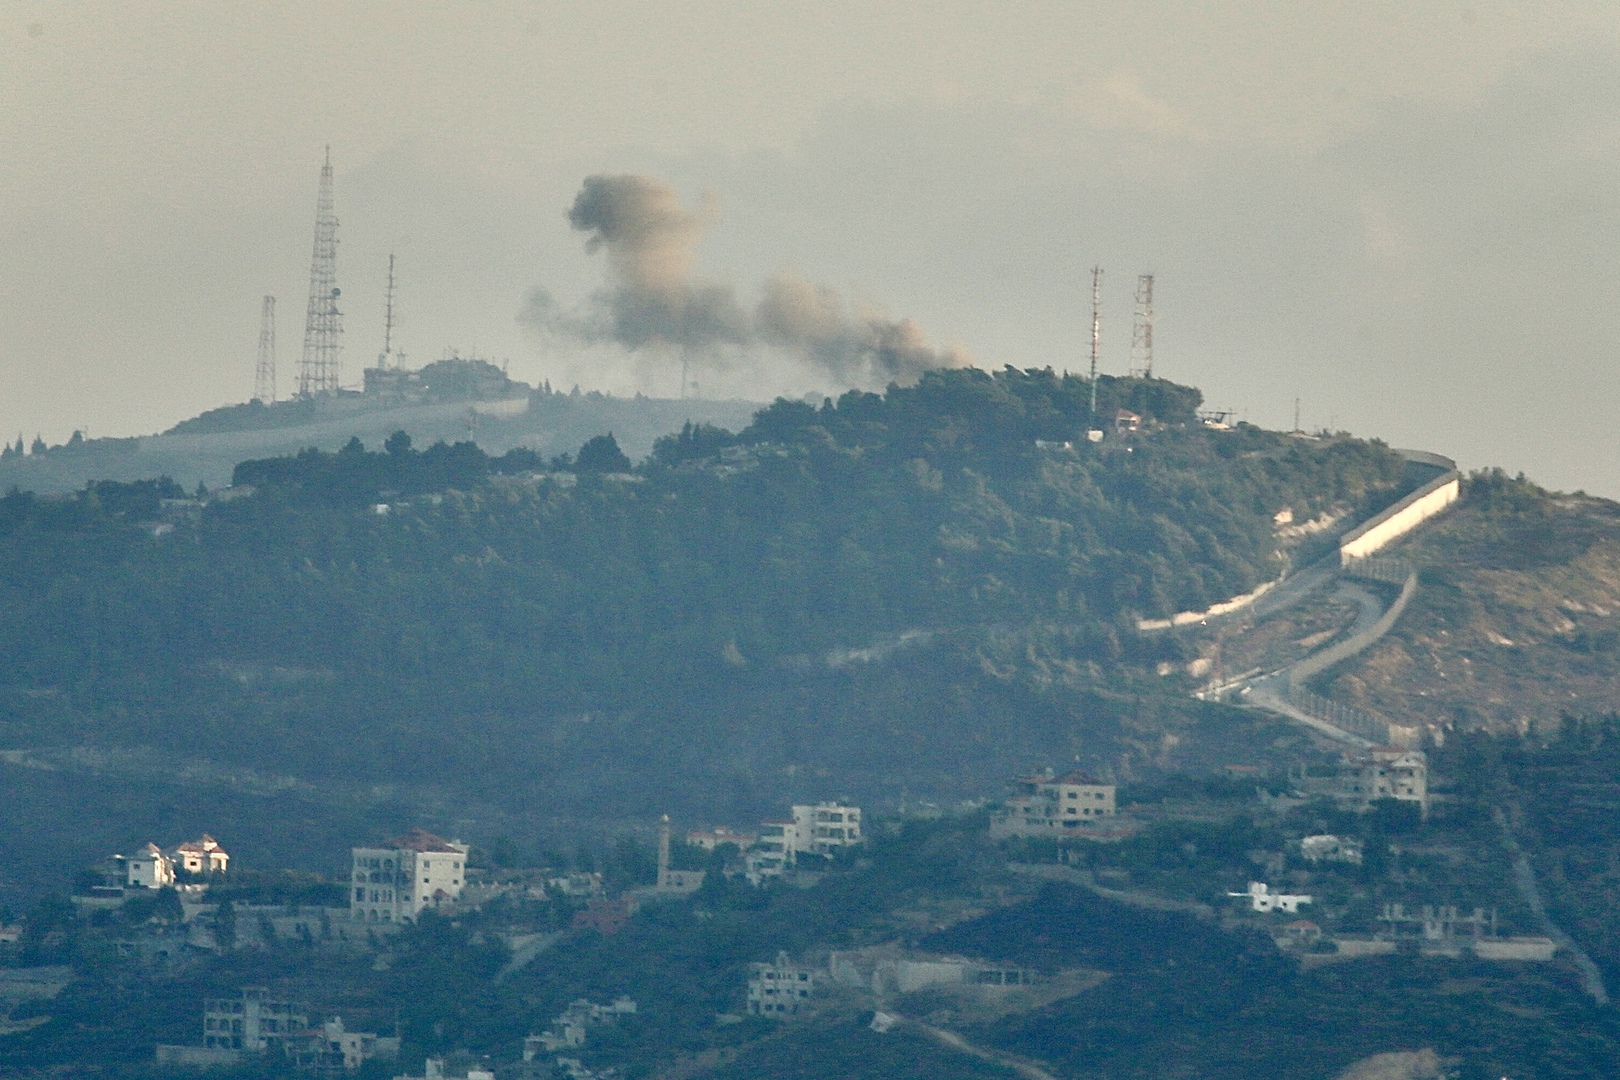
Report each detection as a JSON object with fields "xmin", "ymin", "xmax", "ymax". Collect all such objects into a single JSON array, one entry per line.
[
  {"xmin": 349, "ymin": 829, "xmax": 469, "ymax": 924},
  {"xmin": 169, "ymin": 835, "xmax": 229, "ymax": 875}
]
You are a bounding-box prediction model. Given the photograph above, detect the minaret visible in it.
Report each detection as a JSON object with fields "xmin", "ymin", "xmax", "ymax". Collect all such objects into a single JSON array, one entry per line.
[{"xmin": 657, "ymin": 814, "xmax": 672, "ymax": 888}]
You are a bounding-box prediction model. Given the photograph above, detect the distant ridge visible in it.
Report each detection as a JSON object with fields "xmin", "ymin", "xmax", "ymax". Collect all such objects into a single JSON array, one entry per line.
[{"xmin": 0, "ymin": 358, "xmax": 760, "ymax": 494}]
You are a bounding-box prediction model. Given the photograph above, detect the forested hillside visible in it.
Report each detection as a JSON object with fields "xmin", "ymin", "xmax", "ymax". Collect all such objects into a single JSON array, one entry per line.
[{"xmin": 0, "ymin": 368, "xmax": 1409, "ymax": 893}]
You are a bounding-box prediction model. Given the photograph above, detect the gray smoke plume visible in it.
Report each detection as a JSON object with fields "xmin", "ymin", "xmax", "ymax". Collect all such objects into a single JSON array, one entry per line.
[{"xmin": 523, "ymin": 174, "xmax": 967, "ymax": 387}]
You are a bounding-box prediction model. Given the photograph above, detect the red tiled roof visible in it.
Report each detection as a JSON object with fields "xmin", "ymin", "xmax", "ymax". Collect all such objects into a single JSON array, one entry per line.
[
  {"xmin": 385, "ymin": 828, "xmax": 463, "ymax": 853},
  {"xmin": 1055, "ymin": 770, "xmax": 1107, "ymax": 786}
]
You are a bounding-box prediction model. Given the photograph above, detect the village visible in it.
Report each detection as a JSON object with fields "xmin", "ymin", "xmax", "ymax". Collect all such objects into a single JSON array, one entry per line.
[{"xmin": 0, "ymin": 742, "xmax": 1568, "ymax": 1079}]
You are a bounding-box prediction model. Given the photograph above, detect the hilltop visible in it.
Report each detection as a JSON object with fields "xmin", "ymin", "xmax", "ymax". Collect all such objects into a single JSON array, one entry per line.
[
  {"xmin": 0, "ymin": 358, "xmax": 758, "ymax": 495},
  {"xmin": 0, "ymin": 366, "xmax": 1417, "ymax": 901}
]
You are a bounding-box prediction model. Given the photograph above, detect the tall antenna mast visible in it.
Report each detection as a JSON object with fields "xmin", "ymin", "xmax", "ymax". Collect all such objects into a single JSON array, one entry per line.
[
  {"xmin": 298, "ymin": 146, "xmax": 342, "ymax": 396},
  {"xmin": 1131, "ymin": 274, "xmax": 1154, "ymax": 378},
  {"xmin": 254, "ymin": 296, "xmax": 276, "ymax": 403},
  {"xmin": 1088, "ymin": 266, "xmax": 1102, "ymax": 418},
  {"xmin": 378, "ymin": 253, "xmax": 397, "ymax": 368}
]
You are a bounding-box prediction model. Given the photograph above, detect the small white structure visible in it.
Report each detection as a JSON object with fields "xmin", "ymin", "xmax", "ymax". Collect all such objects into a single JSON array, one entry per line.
[
  {"xmin": 127, "ymin": 843, "xmax": 176, "ymax": 889},
  {"xmin": 747, "ymin": 952, "xmax": 820, "ymax": 1016},
  {"xmin": 990, "ymin": 770, "xmax": 1117, "ymax": 839},
  {"xmin": 1300, "ymin": 834, "xmax": 1363, "ymax": 865},
  {"xmin": 1229, "ymin": 882, "xmax": 1313, "ymax": 914},
  {"xmin": 350, "ymin": 829, "xmax": 469, "ymax": 925}
]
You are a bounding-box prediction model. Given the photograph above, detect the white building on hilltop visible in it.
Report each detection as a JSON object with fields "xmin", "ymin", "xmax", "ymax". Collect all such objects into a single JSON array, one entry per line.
[
  {"xmin": 350, "ymin": 829, "xmax": 469, "ymax": 924},
  {"xmin": 989, "ymin": 770, "xmax": 1117, "ymax": 839}
]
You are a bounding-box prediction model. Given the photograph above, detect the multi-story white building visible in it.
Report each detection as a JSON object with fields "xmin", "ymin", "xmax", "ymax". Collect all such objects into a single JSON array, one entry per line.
[
  {"xmin": 1298, "ymin": 747, "xmax": 1429, "ymax": 817},
  {"xmin": 794, "ymin": 802, "xmax": 862, "ymax": 855},
  {"xmin": 746, "ymin": 952, "xmax": 821, "ymax": 1017},
  {"xmin": 989, "ymin": 771, "xmax": 1117, "ymax": 839},
  {"xmin": 350, "ymin": 829, "xmax": 469, "ymax": 924},
  {"xmin": 745, "ymin": 802, "xmax": 863, "ymax": 881},
  {"xmin": 127, "ymin": 843, "xmax": 176, "ymax": 889},
  {"xmin": 202, "ymin": 988, "xmax": 308, "ymax": 1052}
]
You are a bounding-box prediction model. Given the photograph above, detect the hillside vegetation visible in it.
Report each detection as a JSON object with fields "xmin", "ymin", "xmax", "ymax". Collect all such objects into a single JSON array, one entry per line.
[{"xmin": 0, "ymin": 368, "xmax": 1410, "ymax": 893}]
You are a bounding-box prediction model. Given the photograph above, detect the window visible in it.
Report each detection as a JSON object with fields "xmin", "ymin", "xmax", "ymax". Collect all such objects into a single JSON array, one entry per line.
[{"xmin": 355, "ymin": 888, "xmax": 364, "ymax": 901}]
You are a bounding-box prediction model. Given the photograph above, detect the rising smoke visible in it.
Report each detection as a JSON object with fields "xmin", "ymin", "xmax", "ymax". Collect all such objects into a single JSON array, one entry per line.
[{"xmin": 521, "ymin": 174, "xmax": 968, "ymax": 390}]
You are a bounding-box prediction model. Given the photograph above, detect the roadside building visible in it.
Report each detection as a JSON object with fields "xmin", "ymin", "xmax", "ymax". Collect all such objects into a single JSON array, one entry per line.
[
  {"xmin": 746, "ymin": 952, "xmax": 821, "ymax": 1017},
  {"xmin": 350, "ymin": 829, "xmax": 470, "ymax": 925},
  {"xmin": 989, "ymin": 770, "xmax": 1117, "ymax": 839}
]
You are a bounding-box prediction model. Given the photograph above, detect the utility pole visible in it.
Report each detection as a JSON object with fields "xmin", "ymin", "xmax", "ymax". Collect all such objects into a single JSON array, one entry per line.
[
  {"xmin": 298, "ymin": 147, "xmax": 342, "ymax": 396},
  {"xmin": 377, "ymin": 253, "xmax": 397, "ymax": 369},
  {"xmin": 1130, "ymin": 274, "xmax": 1154, "ymax": 378},
  {"xmin": 254, "ymin": 296, "xmax": 276, "ymax": 403},
  {"xmin": 1088, "ymin": 266, "xmax": 1102, "ymax": 419}
]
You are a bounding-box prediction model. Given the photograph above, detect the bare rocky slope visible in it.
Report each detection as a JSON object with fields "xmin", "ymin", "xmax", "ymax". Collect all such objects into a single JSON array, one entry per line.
[{"xmin": 1321, "ymin": 473, "xmax": 1620, "ymax": 736}]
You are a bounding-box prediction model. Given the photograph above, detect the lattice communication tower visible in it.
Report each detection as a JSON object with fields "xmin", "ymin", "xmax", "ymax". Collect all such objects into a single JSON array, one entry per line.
[
  {"xmin": 1087, "ymin": 266, "xmax": 1103, "ymax": 418},
  {"xmin": 254, "ymin": 295, "xmax": 276, "ymax": 403},
  {"xmin": 377, "ymin": 253, "xmax": 398, "ymax": 368},
  {"xmin": 1130, "ymin": 274, "xmax": 1154, "ymax": 377},
  {"xmin": 298, "ymin": 147, "xmax": 342, "ymax": 396}
]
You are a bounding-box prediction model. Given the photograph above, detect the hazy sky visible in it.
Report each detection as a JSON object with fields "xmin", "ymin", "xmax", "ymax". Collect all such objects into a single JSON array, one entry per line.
[{"xmin": 3, "ymin": 3, "xmax": 1619, "ymax": 493}]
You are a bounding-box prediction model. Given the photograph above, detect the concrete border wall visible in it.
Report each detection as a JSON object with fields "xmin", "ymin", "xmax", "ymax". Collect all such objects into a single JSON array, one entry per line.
[
  {"xmin": 1338, "ymin": 453, "xmax": 1460, "ymax": 565},
  {"xmin": 1289, "ymin": 571, "xmax": 1419, "ymax": 692}
]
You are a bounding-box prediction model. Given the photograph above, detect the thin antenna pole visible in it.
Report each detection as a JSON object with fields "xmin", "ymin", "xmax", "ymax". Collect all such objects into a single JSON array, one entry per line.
[
  {"xmin": 298, "ymin": 146, "xmax": 342, "ymax": 396},
  {"xmin": 1294, "ymin": 397, "xmax": 1301, "ymax": 434},
  {"xmin": 379, "ymin": 254, "xmax": 396, "ymax": 368},
  {"xmin": 1131, "ymin": 274, "xmax": 1154, "ymax": 378},
  {"xmin": 254, "ymin": 296, "xmax": 276, "ymax": 403},
  {"xmin": 680, "ymin": 354, "xmax": 689, "ymax": 400},
  {"xmin": 1088, "ymin": 267, "xmax": 1102, "ymax": 419}
]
